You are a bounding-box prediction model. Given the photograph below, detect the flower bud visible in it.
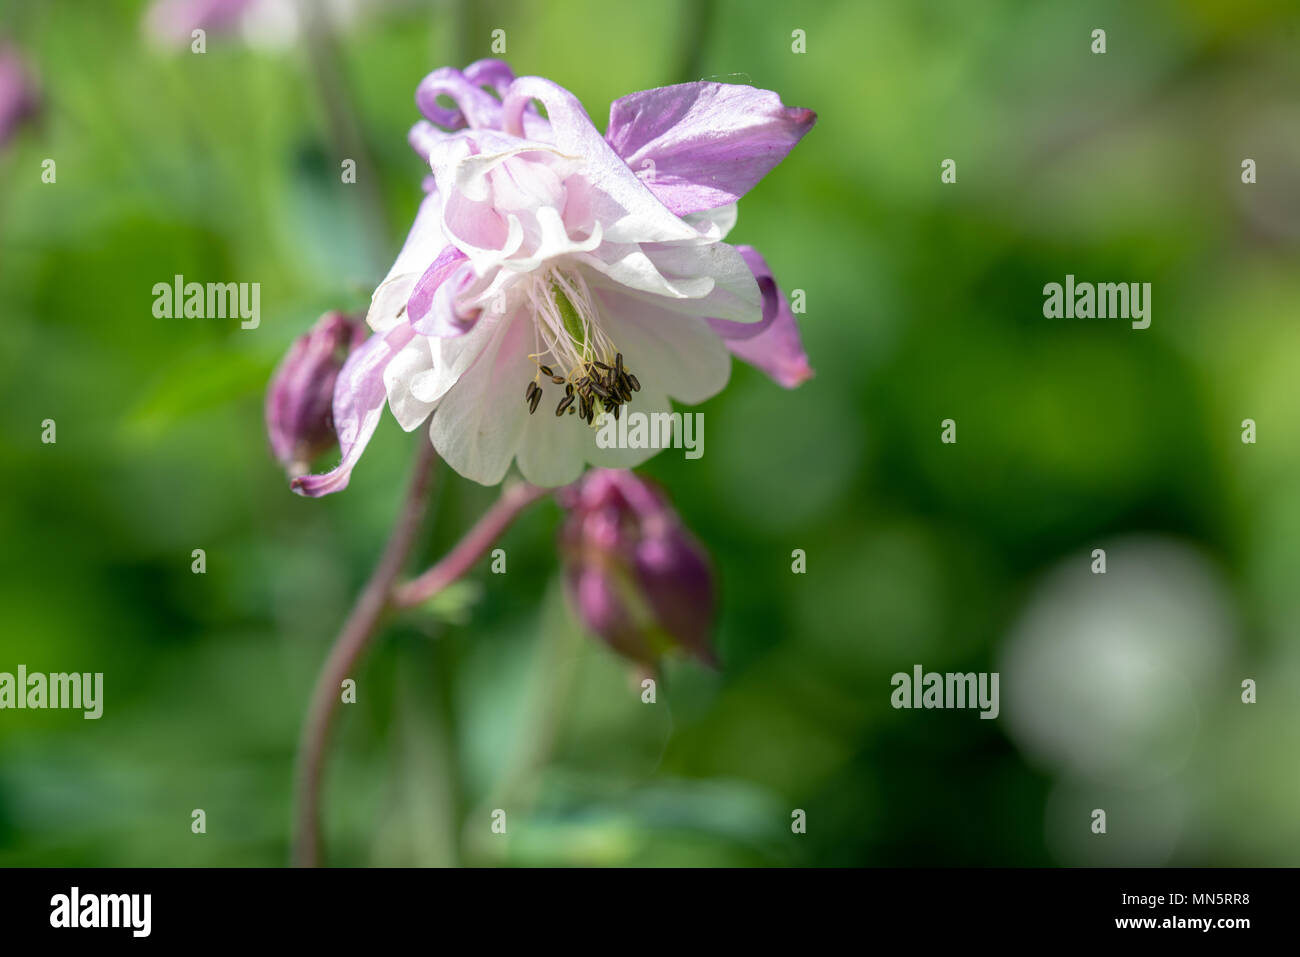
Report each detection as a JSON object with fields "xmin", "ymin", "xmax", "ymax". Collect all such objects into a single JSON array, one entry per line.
[
  {"xmin": 0, "ymin": 43, "xmax": 39, "ymax": 150},
  {"xmin": 558, "ymin": 469, "xmax": 717, "ymax": 670},
  {"xmin": 265, "ymin": 311, "xmax": 366, "ymax": 477}
]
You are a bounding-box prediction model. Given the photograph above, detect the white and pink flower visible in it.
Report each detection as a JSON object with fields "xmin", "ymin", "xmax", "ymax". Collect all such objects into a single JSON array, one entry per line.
[{"xmin": 293, "ymin": 59, "xmax": 815, "ymax": 493}]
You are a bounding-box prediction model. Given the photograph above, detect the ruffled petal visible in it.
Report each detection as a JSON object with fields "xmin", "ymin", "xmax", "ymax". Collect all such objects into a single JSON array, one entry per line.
[
  {"xmin": 462, "ymin": 58, "xmax": 516, "ymax": 98},
  {"xmin": 407, "ymin": 245, "xmax": 468, "ymax": 327},
  {"xmin": 367, "ymin": 191, "xmax": 447, "ymax": 333},
  {"xmin": 605, "ymin": 82, "xmax": 816, "ymax": 216},
  {"xmin": 501, "ymin": 76, "xmax": 700, "ymax": 245},
  {"xmin": 710, "ymin": 246, "xmax": 813, "ymax": 387},
  {"xmin": 407, "ymin": 301, "xmax": 503, "ymax": 406},
  {"xmin": 416, "ymin": 65, "xmax": 508, "ymax": 131},
  {"xmin": 634, "ymin": 240, "xmax": 761, "ymax": 322},
  {"xmin": 383, "ymin": 335, "xmax": 439, "ymax": 432},
  {"xmin": 291, "ymin": 324, "xmax": 416, "ymax": 497},
  {"xmin": 682, "ymin": 203, "xmax": 737, "ymax": 242}
]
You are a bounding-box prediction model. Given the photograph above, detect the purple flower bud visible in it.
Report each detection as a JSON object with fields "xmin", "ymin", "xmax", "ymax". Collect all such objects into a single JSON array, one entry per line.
[
  {"xmin": 0, "ymin": 43, "xmax": 38, "ymax": 151},
  {"xmin": 558, "ymin": 469, "xmax": 717, "ymax": 670},
  {"xmin": 266, "ymin": 312, "xmax": 367, "ymax": 477}
]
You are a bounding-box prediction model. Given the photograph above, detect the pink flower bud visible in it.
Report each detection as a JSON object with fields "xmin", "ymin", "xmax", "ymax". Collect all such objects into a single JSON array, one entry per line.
[
  {"xmin": 265, "ymin": 312, "xmax": 366, "ymax": 477},
  {"xmin": 558, "ymin": 469, "xmax": 717, "ymax": 669},
  {"xmin": 0, "ymin": 43, "xmax": 38, "ymax": 150}
]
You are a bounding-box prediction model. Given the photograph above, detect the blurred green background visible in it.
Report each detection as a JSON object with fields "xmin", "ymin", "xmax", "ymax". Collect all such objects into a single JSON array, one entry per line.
[{"xmin": 2, "ymin": 0, "xmax": 1299, "ymax": 866}]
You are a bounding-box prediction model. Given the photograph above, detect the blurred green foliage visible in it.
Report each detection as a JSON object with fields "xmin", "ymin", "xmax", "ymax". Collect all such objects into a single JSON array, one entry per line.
[{"xmin": 2, "ymin": 0, "xmax": 1299, "ymax": 866}]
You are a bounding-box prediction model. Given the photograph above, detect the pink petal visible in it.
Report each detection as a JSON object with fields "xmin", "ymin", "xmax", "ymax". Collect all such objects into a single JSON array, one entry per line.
[
  {"xmin": 605, "ymin": 82, "xmax": 815, "ymax": 216},
  {"xmin": 462, "ymin": 59, "xmax": 516, "ymax": 99},
  {"xmin": 500, "ymin": 76, "xmax": 698, "ymax": 245},
  {"xmin": 291, "ymin": 324, "xmax": 416, "ymax": 497},
  {"xmin": 709, "ymin": 246, "xmax": 813, "ymax": 388},
  {"xmin": 407, "ymin": 246, "xmax": 469, "ymax": 329}
]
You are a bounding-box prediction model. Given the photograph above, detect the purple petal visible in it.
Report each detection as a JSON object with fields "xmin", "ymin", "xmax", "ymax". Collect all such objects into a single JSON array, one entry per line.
[
  {"xmin": 605, "ymin": 82, "xmax": 815, "ymax": 216},
  {"xmin": 462, "ymin": 58, "xmax": 516, "ymax": 98},
  {"xmin": 290, "ymin": 324, "xmax": 416, "ymax": 497},
  {"xmin": 416, "ymin": 66, "xmax": 498, "ymax": 130},
  {"xmin": 415, "ymin": 60, "xmax": 546, "ymax": 138},
  {"xmin": 408, "ymin": 120, "xmax": 443, "ymax": 165},
  {"xmin": 265, "ymin": 312, "xmax": 366, "ymax": 470},
  {"xmin": 709, "ymin": 246, "xmax": 812, "ymax": 388},
  {"xmin": 406, "ymin": 245, "xmax": 468, "ymax": 325}
]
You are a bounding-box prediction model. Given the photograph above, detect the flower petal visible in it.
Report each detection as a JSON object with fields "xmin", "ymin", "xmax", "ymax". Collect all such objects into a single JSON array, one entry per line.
[
  {"xmin": 582, "ymin": 388, "xmax": 674, "ymax": 471},
  {"xmin": 407, "ymin": 245, "xmax": 468, "ymax": 327},
  {"xmin": 515, "ymin": 387, "xmax": 590, "ymax": 487},
  {"xmin": 427, "ymin": 310, "xmax": 532, "ymax": 486},
  {"xmin": 367, "ymin": 191, "xmax": 447, "ymax": 333},
  {"xmin": 462, "ymin": 58, "xmax": 516, "ymax": 98},
  {"xmin": 710, "ymin": 246, "xmax": 813, "ymax": 387},
  {"xmin": 605, "ymin": 82, "xmax": 816, "ymax": 216},
  {"xmin": 383, "ymin": 335, "xmax": 439, "ymax": 432},
  {"xmin": 415, "ymin": 65, "xmax": 507, "ymax": 131},
  {"xmin": 291, "ymin": 324, "xmax": 416, "ymax": 497},
  {"xmin": 582, "ymin": 240, "xmax": 761, "ymax": 325},
  {"xmin": 408, "ymin": 300, "xmax": 503, "ymax": 405},
  {"xmin": 501, "ymin": 76, "xmax": 700, "ymax": 245},
  {"xmin": 593, "ymin": 286, "xmax": 731, "ymax": 405}
]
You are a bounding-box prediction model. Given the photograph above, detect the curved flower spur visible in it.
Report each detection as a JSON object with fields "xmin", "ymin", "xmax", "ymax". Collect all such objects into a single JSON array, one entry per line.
[{"xmin": 292, "ymin": 59, "xmax": 815, "ymax": 493}]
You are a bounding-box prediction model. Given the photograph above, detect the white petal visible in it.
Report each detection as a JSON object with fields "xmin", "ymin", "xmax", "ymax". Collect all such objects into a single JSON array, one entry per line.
[
  {"xmin": 581, "ymin": 388, "xmax": 675, "ymax": 471},
  {"xmin": 682, "ymin": 203, "xmax": 738, "ymax": 242},
  {"xmin": 427, "ymin": 310, "xmax": 532, "ymax": 486},
  {"xmin": 367, "ymin": 191, "xmax": 447, "ymax": 333},
  {"xmin": 515, "ymin": 390, "xmax": 589, "ymax": 486},
  {"xmin": 408, "ymin": 308, "xmax": 500, "ymax": 405},
  {"xmin": 595, "ymin": 287, "xmax": 732, "ymax": 405},
  {"xmin": 577, "ymin": 243, "xmax": 715, "ymax": 300},
  {"xmin": 383, "ymin": 335, "xmax": 439, "ymax": 431},
  {"xmin": 636, "ymin": 240, "xmax": 762, "ymax": 322}
]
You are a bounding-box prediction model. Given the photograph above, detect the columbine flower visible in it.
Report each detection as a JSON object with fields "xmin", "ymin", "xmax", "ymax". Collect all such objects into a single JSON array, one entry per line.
[
  {"xmin": 266, "ymin": 311, "xmax": 367, "ymax": 477},
  {"xmin": 293, "ymin": 60, "xmax": 815, "ymax": 496},
  {"xmin": 0, "ymin": 43, "xmax": 38, "ymax": 150},
  {"xmin": 558, "ymin": 468, "xmax": 716, "ymax": 669}
]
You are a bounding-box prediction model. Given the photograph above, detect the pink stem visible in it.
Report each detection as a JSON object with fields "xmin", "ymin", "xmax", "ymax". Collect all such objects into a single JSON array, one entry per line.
[
  {"xmin": 292, "ymin": 440, "xmax": 439, "ymax": 868},
  {"xmin": 392, "ymin": 482, "xmax": 550, "ymax": 609}
]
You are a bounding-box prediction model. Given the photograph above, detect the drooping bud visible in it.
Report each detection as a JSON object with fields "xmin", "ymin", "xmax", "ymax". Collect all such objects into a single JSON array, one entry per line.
[
  {"xmin": 0, "ymin": 43, "xmax": 39, "ymax": 150},
  {"xmin": 557, "ymin": 469, "xmax": 717, "ymax": 670},
  {"xmin": 265, "ymin": 311, "xmax": 366, "ymax": 477}
]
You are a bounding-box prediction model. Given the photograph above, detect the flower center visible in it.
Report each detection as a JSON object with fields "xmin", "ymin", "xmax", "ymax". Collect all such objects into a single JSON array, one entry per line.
[{"xmin": 522, "ymin": 268, "xmax": 641, "ymax": 423}]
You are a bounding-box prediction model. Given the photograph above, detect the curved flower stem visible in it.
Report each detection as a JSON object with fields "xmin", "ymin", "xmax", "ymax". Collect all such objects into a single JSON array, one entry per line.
[
  {"xmin": 392, "ymin": 481, "xmax": 551, "ymax": 609},
  {"xmin": 292, "ymin": 440, "xmax": 440, "ymax": 868}
]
